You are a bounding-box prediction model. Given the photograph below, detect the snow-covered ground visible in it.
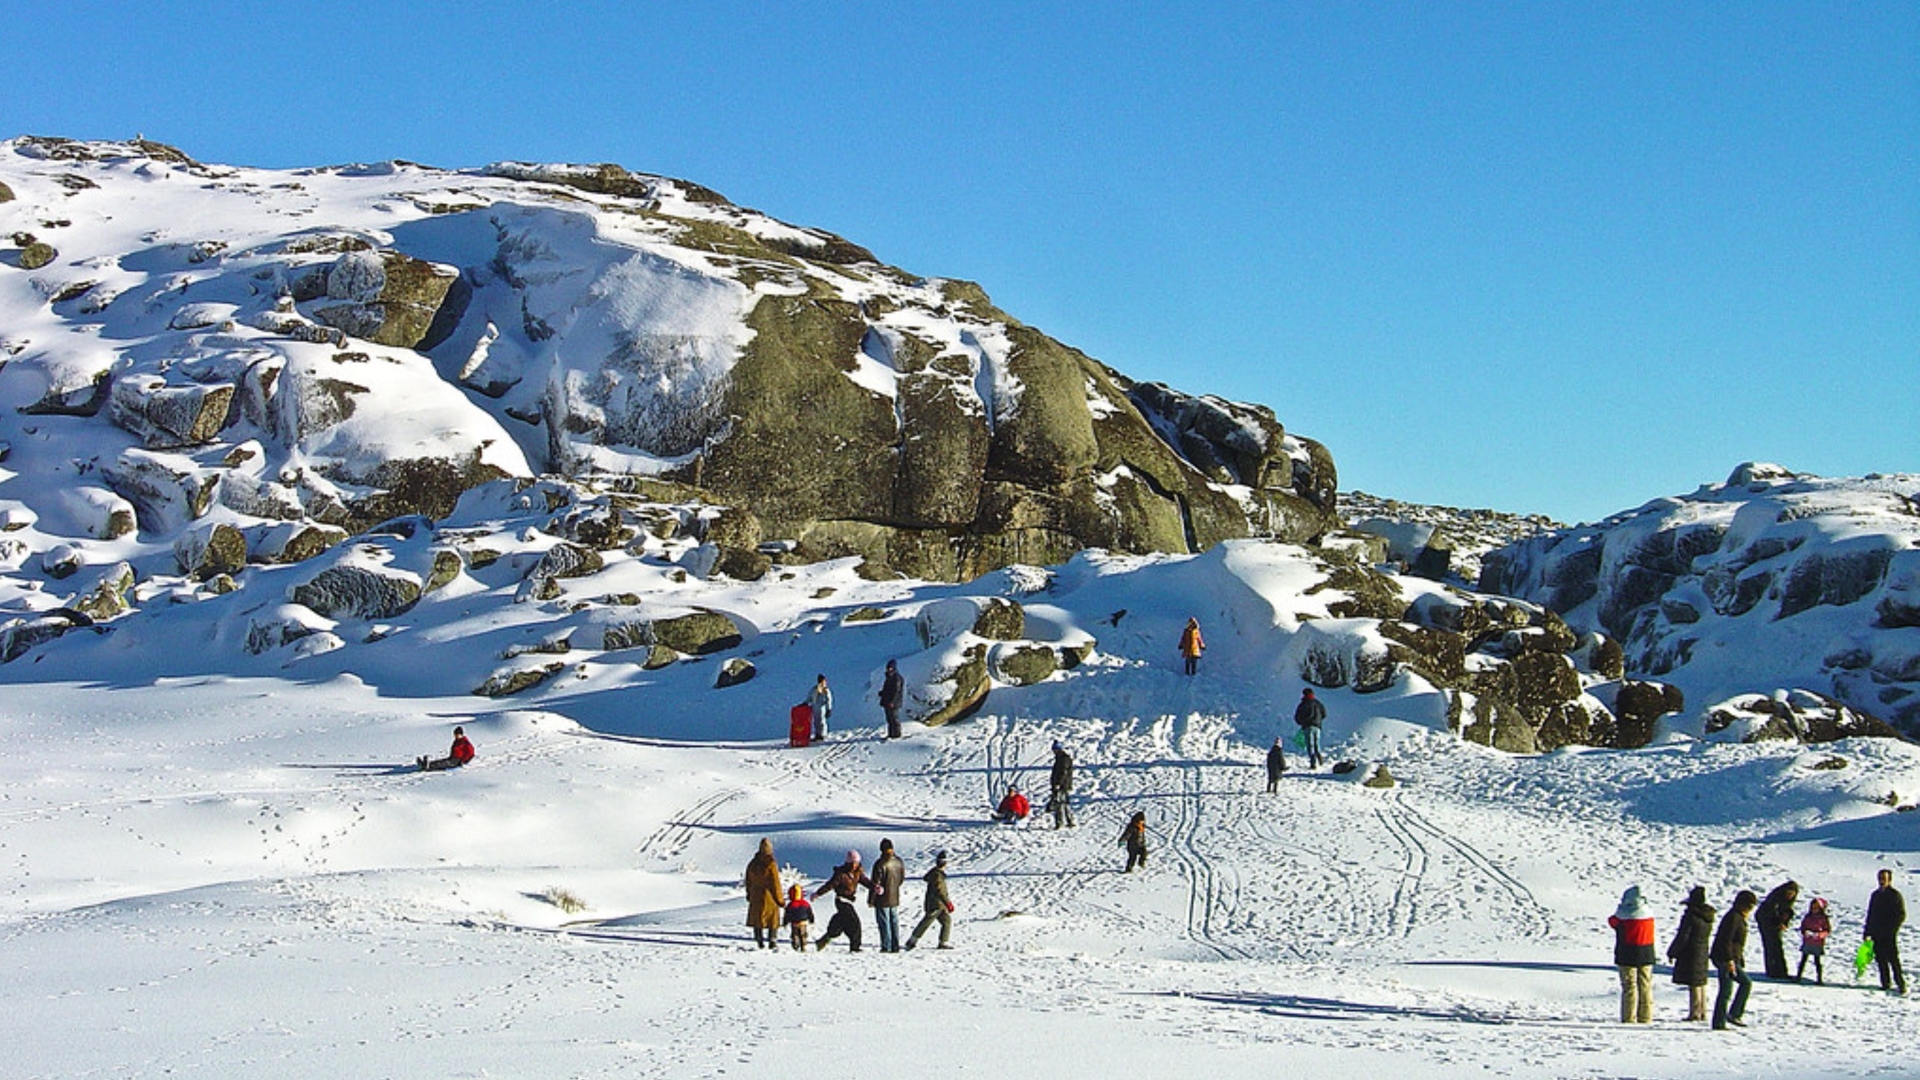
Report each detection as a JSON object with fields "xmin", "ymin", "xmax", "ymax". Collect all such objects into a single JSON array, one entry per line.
[{"xmin": 5, "ymin": 545, "xmax": 1917, "ymax": 1078}]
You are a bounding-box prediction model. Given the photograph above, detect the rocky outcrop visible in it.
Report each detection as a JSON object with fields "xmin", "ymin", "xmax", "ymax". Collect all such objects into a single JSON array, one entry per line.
[
  {"xmin": 290, "ymin": 557, "xmax": 424, "ymax": 620},
  {"xmin": 310, "ymin": 250, "xmax": 462, "ymax": 349},
  {"xmin": 1702, "ymin": 689, "xmax": 1901, "ymax": 744},
  {"xmin": 107, "ymin": 376, "xmax": 234, "ymax": 448}
]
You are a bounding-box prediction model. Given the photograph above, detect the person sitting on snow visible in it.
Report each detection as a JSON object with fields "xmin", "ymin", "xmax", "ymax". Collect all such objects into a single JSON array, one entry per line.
[
  {"xmin": 992, "ymin": 783, "xmax": 1031, "ymax": 823},
  {"xmin": 419, "ymin": 726, "xmax": 476, "ymax": 772}
]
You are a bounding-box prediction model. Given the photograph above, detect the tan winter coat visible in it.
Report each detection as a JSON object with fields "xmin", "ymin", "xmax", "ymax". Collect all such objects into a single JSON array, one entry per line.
[{"xmin": 744, "ymin": 842, "xmax": 783, "ymax": 929}]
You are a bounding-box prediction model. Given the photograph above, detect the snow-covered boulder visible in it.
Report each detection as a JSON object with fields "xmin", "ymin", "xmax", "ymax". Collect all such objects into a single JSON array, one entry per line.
[
  {"xmin": 310, "ymin": 250, "xmax": 461, "ymax": 350},
  {"xmin": 108, "ymin": 375, "xmax": 235, "ymax": 448},
  {"xmin": 289, "ymin": 548, "xmax": 424, "ymax": 620},
  {"xmin": 57, "ymin": 486, "xmax": 137, "ymax": 540}
]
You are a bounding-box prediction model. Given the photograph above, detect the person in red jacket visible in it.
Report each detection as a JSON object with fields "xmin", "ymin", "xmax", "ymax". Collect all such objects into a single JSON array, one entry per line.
[
  {"xmin": 1608, "ymin": 885, "xmax": 1656, "ymax": 1024},
  {"xmin": 419, "ymin": 726, "xmax": 475, "ymax": 771},
  {"xmin": 992, "ymin": 784, "xmax": 1031, "ymax": 823}
]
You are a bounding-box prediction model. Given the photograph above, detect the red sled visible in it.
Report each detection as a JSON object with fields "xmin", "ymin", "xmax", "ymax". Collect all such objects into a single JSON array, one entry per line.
[{"xmin": 789, "ymin": 705, "xmax": 812, "ymax": 748}]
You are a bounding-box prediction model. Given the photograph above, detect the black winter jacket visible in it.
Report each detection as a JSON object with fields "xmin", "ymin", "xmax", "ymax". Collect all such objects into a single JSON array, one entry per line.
[
  {"xmin": 1667, "ymin": 901, "xmax": 1715, "ymax": 986},
  {"xmin": 1867, "ymin": 885, "xmax": 1907, "ymax": 939},
  {"xmin": 1295, "ymin": 697, "xmax": 1326, "ymax": 728},
  {"xmin": 1709, "ymin": 907, "xmax": 1749, "ymax": 967}
]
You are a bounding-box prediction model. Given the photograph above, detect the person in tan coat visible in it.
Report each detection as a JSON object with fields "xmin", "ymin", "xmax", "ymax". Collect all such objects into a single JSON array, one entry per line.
[{"xmin": 744, "ymin": 837, "xmax": 784, "ymax": 949}]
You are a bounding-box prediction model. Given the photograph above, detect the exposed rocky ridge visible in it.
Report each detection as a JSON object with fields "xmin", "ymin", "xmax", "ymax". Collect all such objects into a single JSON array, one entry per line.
[
  {"xmin": 1339, "ymin": 490, "xmax": 1562, "ymax": 585},
  {"xmin": 1480, "ymin": 464, "xmax": 1920, "ymax": 734}
]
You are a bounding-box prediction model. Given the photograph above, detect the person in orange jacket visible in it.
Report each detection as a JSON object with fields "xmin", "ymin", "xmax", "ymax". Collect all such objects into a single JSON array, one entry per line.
[
  {"xmin": 419, "ymin": 726, "xmax": 475, "ymax": 771},
  {"xmin": 1178, "ymin": 617, "xmax": 1205, "ymax": 675}
]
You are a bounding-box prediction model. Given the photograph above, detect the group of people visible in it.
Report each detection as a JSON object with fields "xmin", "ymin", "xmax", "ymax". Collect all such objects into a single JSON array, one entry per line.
[
  {"xmin": 1610, "ymin": 870, "xmax": 1908, "ymax": 1031},
  {"xmin": 744, "ymin": 837, "xmax": 954, "ymax": 953}
]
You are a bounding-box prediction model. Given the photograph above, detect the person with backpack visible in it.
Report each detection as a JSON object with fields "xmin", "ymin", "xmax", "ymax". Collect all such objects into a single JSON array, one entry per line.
[
  {"xmin": 1048, "ymin": 741, "xmax": 1076, "ymax": 829},
  {"xmin": 1797, "ymin": 896, "xmax": 1833, "ymax": 984},
  {"xmin": 1608, "ymin": 885, "xmax": 1656, "ymax": 1023},
  {"xmin": 869, "ymin": 838, "xmax": 906, "ymax": 953},
  {"xmin": 1710, "ymin": 889, "xmax": 1758, "ymax": 1030},
  {"xmin": 1754, "ymin": 880, "xmax": 1799, "ymax": 979},
  {"xmin": 1865, "ymin": 868, "xmax": 1907, "ymax": 994},
  {"xmin": 1178, "ymin": 617, "xmax": 1205, "ymax": 676},
  {"xmin": 878, "ymin": 659, "xmax": 905, "ymax": 740},
  {"xmin": 904, "ymin": 850, "xmax": 954, "ymax": 951},
  {"xmin": 812, "ymin": 850, "xmax": 871, "ymax": 952},
  {"xmin": 1667, "ymin": 885, "xmax": 1715, "ymax": 1021},
  {"xmin": 743, "ymin": 837, "xmax": 784, "ymax": 949},
  {"xmin": 1294, "ymin": 689, "xmax": 1326, "ymax": 770},
  {"xmin": 418, "ymin": 725, "xmax": 475, "ymax": 771},
  {"xmin": 783, "ymin": 884, "xmax": 814, "ymax": 952},
  {"xmin": 805, "ymin": 675, "xmax": 833, "ymax": 741},
  {"xmin": 1120, "ymin": 811, "xmax": 1149, "ymax": 873},
  {"xmin": 1265, "ymin": 736, "xmax": 1287, "ymax": 793}
]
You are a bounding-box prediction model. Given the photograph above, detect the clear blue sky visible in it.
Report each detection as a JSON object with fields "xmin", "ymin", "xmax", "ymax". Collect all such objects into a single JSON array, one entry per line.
[{"xmin": 11, "ymin": 2, "xmax": 1917, "ymax": 523}]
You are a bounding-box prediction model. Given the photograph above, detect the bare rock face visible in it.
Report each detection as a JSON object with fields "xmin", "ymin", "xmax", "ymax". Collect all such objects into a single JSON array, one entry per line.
[
  {"xmin": 310, "ymin": 250, "xmax": 461, "ymax": 349},
  {"xmin": 174, "ymin": 522, "xmax": 248, "ymax": 580},
  {"xmin": 108, "ymin": 376, "xmax": 235, "ymax": 448},
  {"xmin": 290, "ymin": 557, "xmax": 424, "ymax": 620}
]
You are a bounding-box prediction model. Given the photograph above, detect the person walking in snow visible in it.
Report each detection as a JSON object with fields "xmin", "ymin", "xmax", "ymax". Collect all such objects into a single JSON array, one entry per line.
[
  {"xmin": 1120, "ymin": 811, "xmax": 1149, "ymax": 873},
  {"xmin": 878, "ymin": 659, "xmax": 905, "ymax": 740},
  {"xmin": 869, "ymin": 838, "xmax": 907, "ymax": 953},
  {"xmin": 813, "ymin": 850, "xmax": 872, "ymax": 952},
  {"xmin": 805, "ymin": 674, "xmax": 833, "ymax": 741},
  {"xmin": 418, "ymin": 725, "xmax": 475, "ymax": 771},
  {"xmin": 1710, "ymin": 889, "xmax": 1758, "ymax": 1030},
  {"xmin": 1755, "ymin": 880, "xmax": 1799, "ymax": 979},
  {"xmin": 1294, "ymin": 689, "xmax": 1327, "ymax": 770},
  {"xmin": 1048, "ymin": 741, "xmax": 1076, "ymax": 829},
  {"xmin": 904, "ymin": 850, "xmax": 954, "ymax": 951},
  {"xmin": 1797, "ymin": 896, "xmax": 1833, "ymax": 984},
  {"xmin": 783, "ymin": 884, "xmax": 814, "ymax": 952},
  {"xmin": 1865, "ymin": 868, "xmax": 1907, "ymax": 994},
  {"xmin": 1178, "ymin": 617, "xmax": 1205, "ymax": 676},
  {"xmin": 744, "ymin": 838, "xmax": 784, "ymax": 949},
  {"xmin": 1609, "ymin": 885, "xmax": 1656, "ymax": 1023},
  {"xmin": 1265, "ymin": 736, "xmax": 1287, "ymax": 793},
  {"xmin": 1668, "ymin": 886, "xmax": 1715, "ymax": 1021}
]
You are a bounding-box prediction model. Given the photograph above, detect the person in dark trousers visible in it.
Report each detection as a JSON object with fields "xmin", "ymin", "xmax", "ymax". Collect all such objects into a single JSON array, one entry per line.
[
  {"xmin": 1710, "ymin": 889, "xmax": 1758, "ymax": 1030},
  {"xmin": 878, "ymin": 659, "xmax": 905, "ymax": 740},
  {"xmin": 419, "ymin": 725, "xmax": 475, "ymax": 771},
  {"xmin": 1178, "ymin": 617, "xmax": 1205, "ymax": 675},
  {"xmin": 1265, "ymin": 736, "xmax": 1287, "ymax": 793},
  {"xmin": 1120, "ymin": 811, "xmax": 1149, "ymax": 872},
  {"xmin": 1865, "ymin": 868, "xmax": 1907, "ymax": 994},
  {"xmin": 904, "ymin": 850, "xmax": 954, "ymax": 951},
  {"xmin": 813, "ymin": 850, "xmax": 871, "ymax": 952},
  {"xmin": 1668, "ymin": 886, "xmax": 1715, "ymax": 1022},
  {"xmin": 869, "ymin": 838, "xmax": 906, "ymax": 953},
  {"xmin": 1049, "ymin": 741, "xmax": 1076, "ymax": 829},
  {"xmin": 805, "ymin": 675, "xmax": 833, "ymax": 741},
  {"xmin": 1609, "ymin": 885, "xmax": 1656, "ymax": 1023},
  {"xmin": 1754, "ymin": 880, "xmax": 1799, "ymax": 979},
  {"xmin": 1798, "ymin": 897, "xmax": 1832, "ymax": 984},
  {"xmin": 1294, "ymin": 689, "xmax": 1326, "ymax": 770}
]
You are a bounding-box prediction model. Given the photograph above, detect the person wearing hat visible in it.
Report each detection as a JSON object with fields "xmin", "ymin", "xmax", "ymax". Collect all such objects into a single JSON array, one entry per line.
[
  {"xmin": 1608, "ymin": 885, "xmax": 1657, "ymax": 1023},
  {"xmin": 870, "ymin": 838, "xmax": 907, "ymax": 953},
  {"xmin": 1667, "ymin": 885, "xmax": 1716, "ymax": 1021},
  {"xmin": 1294, "ymin": 689, "xmax": 1326, "ymax": 770},
  {"xmin": 878, "ymin": 659, "xmax": 905, "ymax": 740},
  {"xmin": 1048, "ymin": 741, "xmax": 1075, "ymax": 829},
  {"xmin": 419, "ymin": 725, "xmax": 476, "ymax": 771},
  {"xmin": 904, "ymin": 851, "xmax": 954, "ymax": 951},
  {"xmin": 813, "ymin": 850, "xmax": 872, "ymax": 952}
]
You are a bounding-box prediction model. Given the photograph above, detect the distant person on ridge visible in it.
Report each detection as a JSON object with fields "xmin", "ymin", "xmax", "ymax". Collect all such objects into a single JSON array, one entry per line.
[
  {"xmin": 1667, "ymin": 886, "xmax": 1715, "ymax": 1022},
  {"xmin": 1754, "ymin": 880, "xmax": 1799, "ymax": 979},
  {"xmin": 805, "ymin": 674, "xmax": 833, "ymax": 741},
  {"xmin": 1608, "ymin": 885, "xmax": 1656, "ymax": 1024},
  {"xmin": 1049, "ymin": 741, "xmax": 1076, "ymax": 829},
  {"xmin": 1178, "ymin": 617, "xmax": 1205, "ymax": 675},
  {"xmin": 418, "ymin": 725, "xmax": 475, "ymax": 771},
  {"xmin": 1120, "ymin": 811, "xmax": 1149, "ymax": 872},
  {"xmin": 878, "ymin": 659, "xmax": 905, "ymax": 740},
  {"xmin": 1294, "ymin": 689, "xmax": 1326, "ymax": 770},
  {"xmin": 1265, "ymin": 736, "xmax": 1287, "ymax": 793},
  {"xmin": 1797, "ymin": 896, "xmax": 1832, "ymax": 984},
  {"xmin": 1710, "ymin": 889, "xmax": 1758, "ymax": 1030},
  {"xmin": 743, "ymin": 837, "xmax": 784, "ymax": 949},
  {"xmin": 1865, "ymin": 868, "xmax": 1907, "ymax": 994},
  {"xmin": 904, "ymin": 850, "xmax": 954, "ymax": 951}
]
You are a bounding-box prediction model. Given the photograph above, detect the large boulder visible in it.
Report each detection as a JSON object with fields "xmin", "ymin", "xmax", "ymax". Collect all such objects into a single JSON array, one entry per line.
[
  {"xmin": 107, "ymin": 376, "xmax": 235, "ymax": 448},
  {"xmin": 290, "ymin": 555, "xmax": 424, "ymax": 620},
  {"xmin": 310, "ymin": 250, "xmax": 461, "ymax": 349}
]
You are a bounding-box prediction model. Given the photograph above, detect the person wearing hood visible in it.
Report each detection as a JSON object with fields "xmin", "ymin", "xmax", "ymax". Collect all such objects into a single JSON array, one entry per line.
[
  {"xmin": 1754, "ymin": 880, "xmax": 1800, "ymax": 979},
  {"xmin": 1609, "ymin": 885, "xmax": 1656, "ymax": 1023},
  {"xmin": 812, "ymin": 850, "xmax": 872, "ymax": 952},
  {"xmin": 1798, "ymin": 896, "xmax": 1833, "ymax": 984},
  {"xmin": 1710, "ymin": 889, "xmax": 1759, "ymax": 1030},
  {"xmin": 904, "ymin": 850, "xmax": 954, "ymax": 951},
  {"xmin": 1667, "ymin": 886, "xmax": 1716, "ymax": 1021},
  {"xmin": 743, "ymin": 837, "xmax": 784, "ymax": 949}
]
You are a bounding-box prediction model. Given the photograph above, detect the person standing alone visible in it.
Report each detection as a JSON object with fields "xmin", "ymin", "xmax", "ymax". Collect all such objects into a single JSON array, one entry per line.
[
  {"xmin": 1294, "ymin": 689, "xmax": 1326, "ymax": 770},
  {"xmin": 1866, "ymin": 868, "xmax": 1907, "ymax": 994},
  {"xmin": 1049, "ymin": 741, "xmax": 1076, "ymax": 829},
  {"xmin": 878, "ymin": 659, "xmax": 905, "ymax": 740},
  {"xmin": 1178, "ymin": 617, "xmax": 1205, "ymax": 675}
]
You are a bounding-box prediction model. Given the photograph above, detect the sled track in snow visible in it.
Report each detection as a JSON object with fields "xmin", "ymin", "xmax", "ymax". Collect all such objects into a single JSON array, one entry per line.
[
  {"xmin": 1374, "ymin": 799, "xmax": 1431, "ymax": 938},
  {"xmin": 1389, "ymin": 791, "xmax": 1552, "ymax": 939},
  {"xmin": 1164, "ymin": 759, "xmax": 1258, "ymax": 962}
]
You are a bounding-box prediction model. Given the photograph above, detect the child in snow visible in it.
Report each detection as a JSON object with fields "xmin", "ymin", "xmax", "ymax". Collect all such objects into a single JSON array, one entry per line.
[
  {"xmin": 992, "ymin": 783, "xmax": 1031, "ymax": 823},
  {"xmin": 1798, "ymin": 897, "xmax": 1833, "ymax": 984},
  {"xmin": 1120, "ymin": 811, "xmax": 1149, "ymax": 872},
  {"xmin": 418, "ymin": 726, "xmax": 475, "ymax": 771},
  {"xmin": 783, "ymin": 884, "xmax": 814, "ymax": 952}
]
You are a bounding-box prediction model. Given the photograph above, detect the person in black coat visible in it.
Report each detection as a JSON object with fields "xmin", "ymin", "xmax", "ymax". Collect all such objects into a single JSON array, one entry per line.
[
  {"xmin": 1265, "ymin": 737, "xmax": 1286, "ymax": 793},
  {"xmin": 1294, "ymin": 689, "xmax": 1326, "ymax": 769},
  {"xmin": 1865, "ymin": 868, "xmax": 1908, "ymax": 994},
  {"xmin": 1754, "ymin": 880, "xmax": 1799, "ymax": 979},
  {"xmin": 1048, "ymin": 741, "xmax": 1076, "ymax": 829},
  {"xmin": 878, "ymin": 659, "xmax": 905, "ymax": 740},
  {"xmin": 1709, "ymin": 889, "xmax": 1758, "ymax": 1030},
  {"xmin": 1666, "ymin": 886, "xmax": 1716, "ymax": 1021}
]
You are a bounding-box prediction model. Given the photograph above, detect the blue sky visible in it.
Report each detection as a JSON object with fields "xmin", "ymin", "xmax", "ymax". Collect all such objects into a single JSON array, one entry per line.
[{"xmin": 11, "ymin": 2, "xmax": 1916, "ymax": 523}]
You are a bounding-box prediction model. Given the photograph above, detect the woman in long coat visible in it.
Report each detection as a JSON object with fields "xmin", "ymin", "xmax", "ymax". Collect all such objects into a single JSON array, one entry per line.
[
  {"xmin": 1666, "ymin": 886, "xmax": 1716, "ymax": 1021},
  {"xmin": 744, "ymin": 837, "xmax": 784, "ymax": 949}
]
